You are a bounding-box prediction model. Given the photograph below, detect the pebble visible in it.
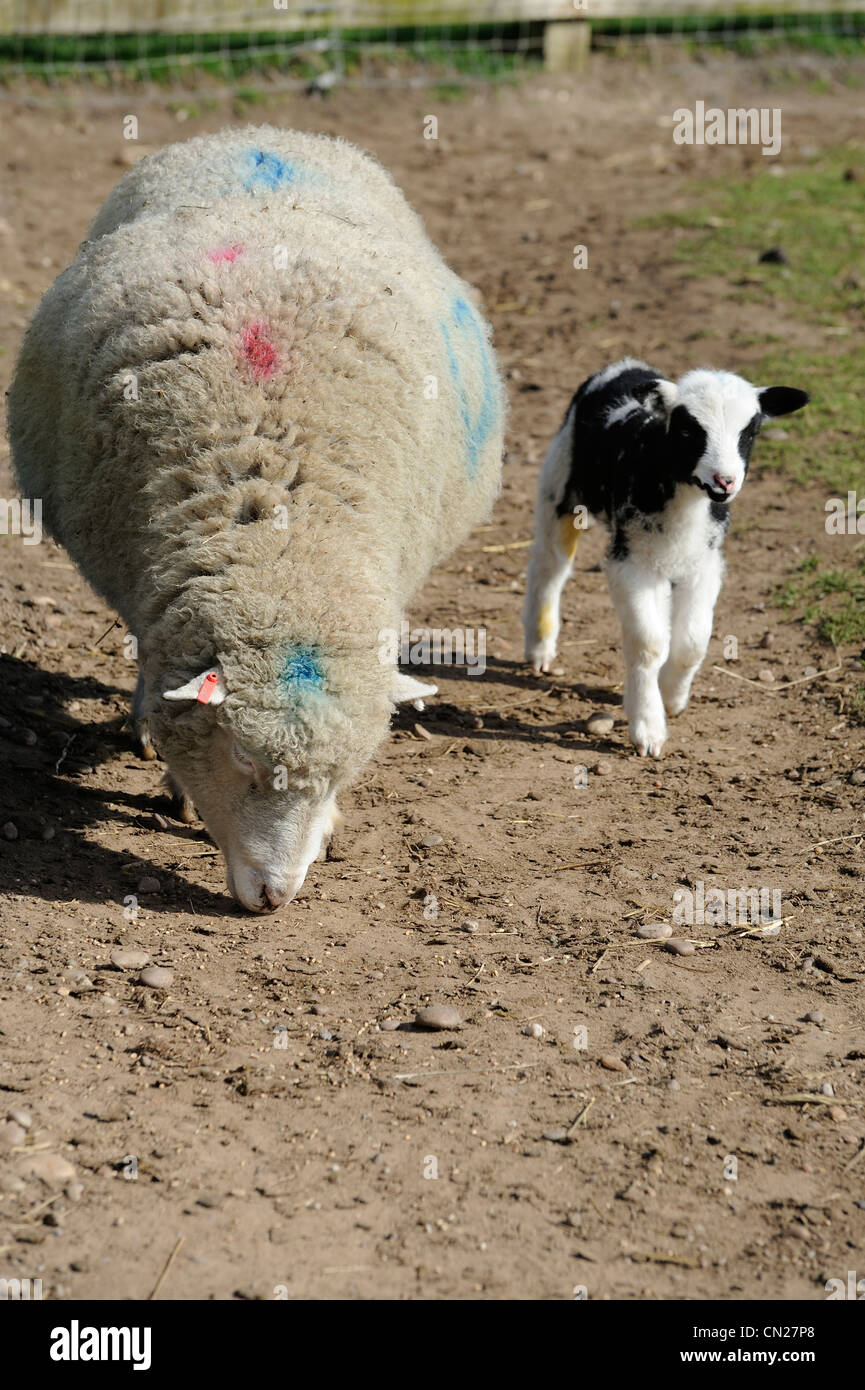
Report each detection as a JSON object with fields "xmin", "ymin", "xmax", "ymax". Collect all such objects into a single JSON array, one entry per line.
[
  {"xmin": 542, "ymin": 1129, "xmax": 567, "ymax": 1143},
  {"xmin": 667, "ymin": 1078, "xmax": 681, "ymax": 1092},
  {"xmin": 829, "ymin": 1106, "xmax": 848, "ymax": 1123},
  {"xmin": 460, "ymin": 919, "xmax": 480, "ymax": 933},
  {"xmin": 523, "ymin": 1022, "xmax": 544, "ymax": 1038},
  {"xmin": 0, "ymin": 1121, "xmax": 27, "ymax": 1148},
  {"xmin": 637, "ymin": 923, "xmax": 672, "ymax": 940},
  {"xmin": 804, "ymin": 666, "xmax": 819, "ymax": 678},
  {"xmin": 586, "ymin": 713, "xmax": 614, "ymax": 737},
  {"xmin": 421, "ymin": 833, "xmax": 443, "ymax": 848},
  {"xmin": 760, "ymin": 632, "xmax": 775, "ymax": 649},
  {"xmin": 758, "ymin": 668, "xmax": 775, "ymax": 683},
  {"xmin": 2, "ymin": 821, "xmax": 18, "ymax": 840},
  {"xmin": 804, "ymin": 1011, "xmax": 825, "ymax": 1025},
  {"xmin": 664, "ymin": 939, "xmax": 695, "ymax": 956},
  {"xmin": 21, "ymin": 1153, "xmax": 76, "ymax": 1188},
  {"xmin": 137, "ymin": 875, "xmax": 161, "ymax": 893},
  {"xmin": 8, "ymin": 1108, "xmax": 32, "ymax": 1129},
  {"xmin": 379, "ymin": 1019, "xmax": 400, "ymax": 1031},
  {"xmin": 599, "ymin": 1055, "xmax": 628, "ymax": 1072},
  {"xmin": 820, "ymin": 1081, "xmax": 834, "ymax": 1096},
  {"xmin": 849, "ymin": 769, "xmax": 865, "ymax": 786},
  {"xmin": 414, "ymin": 1005, "xmax": 461, "ymax": 1031},
  {"xmin": 138, "ymin": 966, "xmax": 173, "ymax": 989},
  {"xmin": 64, "ymin": 968, "xmax": 94, "ymax": 989},
  {"xmin": 66, "ymin": 1181, "xmax": 84, "ymax": 1202},
  {"xmin": 110, "ymin": 949, "xmax": 150, "ymax": 970},
  {"xmin": 311, "ymin": 1003, "xmax": 329, "ymax": 1016}
]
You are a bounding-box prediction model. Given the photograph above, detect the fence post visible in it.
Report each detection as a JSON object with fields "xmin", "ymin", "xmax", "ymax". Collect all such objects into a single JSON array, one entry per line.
[{"xmin": 543, "ymin": 18, "xmax": 591, "ymax": 73}]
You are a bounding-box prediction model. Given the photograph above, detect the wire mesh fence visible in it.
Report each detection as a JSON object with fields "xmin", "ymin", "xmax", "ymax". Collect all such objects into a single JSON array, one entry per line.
[{"xmin": 0, "ymin": 3, "xmax": 862, "ymax": 97}]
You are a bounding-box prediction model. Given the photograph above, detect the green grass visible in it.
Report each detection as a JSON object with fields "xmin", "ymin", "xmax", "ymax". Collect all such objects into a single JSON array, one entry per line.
[
  {"xmin": 636, "ymin": 150, "xmax": 865, "ymax": 683},
  {"xmin": 773, "ymin": 553, "xmax": 865, "ymax": 646},
  {"xmin": 635, "ymin": 150, "xmax": 865, "ymax": 495}
]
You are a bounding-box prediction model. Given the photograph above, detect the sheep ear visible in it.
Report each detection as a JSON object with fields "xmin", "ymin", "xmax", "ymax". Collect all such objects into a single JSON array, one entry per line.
[
  {"xmin": 163, "ymin": 665, "xmax": 227, "ymax": 706},
  {"xmin": 391, "ymin": 671, "xmax": 438, "ymax": 712},
  {"xmin": 758, "ymin": 386, "xmax": 809, "ymax": 418}
]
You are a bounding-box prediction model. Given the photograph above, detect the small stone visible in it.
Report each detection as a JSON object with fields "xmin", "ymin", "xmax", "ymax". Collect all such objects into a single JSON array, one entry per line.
[
  {"xmin": 310, "ymin": 1003, "xmax": 329, "ymax": 1016},
  {"xmin": 66, "ymin": 1181, "xmax": 84, "ymax": 1202},
  {"xmin": 379, "ymin": 1019, "xmax": 400, "ymax": 1031},
  {"xmin": 804, "ymin": 666, "xmax": 819, "ymax": 678},
  {"xmin": 2, "ymin": 821, "xmax": 18, "ymax": 840},
  {"xmin": 599, "ymin": 1055, "xmax": 628, "ymax": 1072},
  {"xmin": 637, "ymin": 923, "xmax": 672, "ymax": 940},
  {"xmin": 0, "ymin": 1121, "xmax": 27, "ymax": 1148},
  {"xmin": 414, "ymin": 1005, "xmax": 461, "ymax": 1031},
  {"xmin": 421, "ymin": 833, "xmax": 443, "ymax": 848},
  {"xmin": 665, "ymin": 939, "xmax": 695, "ymax": 956},
  {"xmin": 586, "ymin": 713, "xmax": 614, "ymax": 737},
  {"xmin": 758, "ymin": 668, "xmax": 775, "ymax": 683},
  {"xmin": 64, "ymin": 968, "xmax": 94, "ymax": 990},
  {"xmin": 136, "ymin": 875, "xmax": 161, "ymax": 893},
  {"xmin": 667, "ymin": 1079, "xmax": 681, "ymax": 1092},
  {"xmin": 820, "ymin": 1081, "xmax": 834, "ymax": 1096},
  {"xmin": 804, "ymin": 1011, "xmax": 825, "ymax": 1025},
  {"xmin": 542, "ymin": 1129, "xmax": 567, "ymax": 1143},
  {"xmin": 138, "ymin": 966, "xmax": 173, "ymax": 989},
  {"xmin": 523, "ymin": 1022, "xmax": 544, "ymax": 1038},
  {"xmin": 21, "ymin": 1153, "xmax": 76, "ymax": 1188},
  {"xmin": 849, "ymin": 769, "xmax": 865, "ymax": 786},
  {"xmin": 7, "ymin": 1108, "xmax": 32, "ymax": 1129},
  {"xmin": 829, "ymin": 1106, "xmax": 848, "ymax": 1123},
  {"xmin": 460, "ymin": 919, "xmax": 480, "ymax": 933},
  {"xmin": 760, "ymin": 632, "xmax": 775, "ymax": 649},
  {"xmin": 110, "ymin": 948, "xmax": 150, "ymax": 970},
  {"xmin": 565, "ymin": 1210, "xmax": 582, "ymax": 1228}
]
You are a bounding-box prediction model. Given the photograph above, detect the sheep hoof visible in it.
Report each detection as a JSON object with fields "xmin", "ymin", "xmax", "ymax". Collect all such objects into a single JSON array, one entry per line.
[{"xmin": 139, "ymin": 739, "xmax": 158, "ymax": 761}]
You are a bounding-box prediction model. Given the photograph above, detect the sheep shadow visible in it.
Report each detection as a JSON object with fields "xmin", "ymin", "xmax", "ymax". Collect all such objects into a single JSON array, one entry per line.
[{"xmin": 0, "ymin": 654, "xmax": 237, "ymax": 916}]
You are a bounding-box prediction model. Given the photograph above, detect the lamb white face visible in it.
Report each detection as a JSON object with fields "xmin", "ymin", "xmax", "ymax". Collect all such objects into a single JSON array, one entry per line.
[
  {"xmin": 668, "ymin": 370, "xmax": 809, "ymax": 505},
  {"xmin": 670, "ymin": 371, "xmax": 762, "ymax": 504}
]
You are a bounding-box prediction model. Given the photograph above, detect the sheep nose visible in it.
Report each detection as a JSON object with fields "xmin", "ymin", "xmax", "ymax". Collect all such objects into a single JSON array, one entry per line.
[
  {"xmin": 713, "ymin": 473, "xmax": 735, "ymax": 493},
  {"xmin": 261, "ymin": 884, "xmax": 288, "ymax": 912}
]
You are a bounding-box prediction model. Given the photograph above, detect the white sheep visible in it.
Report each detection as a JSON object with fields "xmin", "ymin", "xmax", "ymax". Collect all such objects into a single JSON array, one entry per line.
[
  {"xmin": 524, "ymin": 359, "xmax": 807, "ymax": 756},
  {"xmin": 9, "ymin": 126, "xmax": 506, "ymax": 911}
]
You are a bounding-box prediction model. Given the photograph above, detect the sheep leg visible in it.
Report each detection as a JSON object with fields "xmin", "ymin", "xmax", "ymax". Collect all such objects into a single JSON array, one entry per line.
[
  {"xmin": 660, "ymin": 556, "xmax": 723, "ymax": 716},
  {"xmin": 605, "ymin": 561, "xmax": 671, "ymax": 758},
  {"xmin": 132, "ymin": 672, "xmax": 157, "ymax": 761}
]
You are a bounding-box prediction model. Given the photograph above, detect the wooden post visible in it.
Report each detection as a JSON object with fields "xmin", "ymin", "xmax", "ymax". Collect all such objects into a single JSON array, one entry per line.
[{"xmin": 543, "ymin": 18, "xmax": 591, "ymax": 73}]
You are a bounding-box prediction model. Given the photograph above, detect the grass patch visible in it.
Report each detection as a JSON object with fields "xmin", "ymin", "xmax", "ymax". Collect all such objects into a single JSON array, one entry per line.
[
  {"xmin": 773, "ymin": 553, "xmax": 865, "ymax": 647},
  {"xmin": 638, "ymin": 150, "xmax": 865, "ymax": 669},
  {"xmin": 635, "ymin": 149, "xmax": 865, "ymax": 495}
]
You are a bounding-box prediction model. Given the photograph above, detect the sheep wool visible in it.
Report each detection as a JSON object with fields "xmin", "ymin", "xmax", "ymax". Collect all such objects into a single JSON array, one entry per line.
[{"xmin": 9, "ymin": 127, "xmax": 506, "ymax": 798}]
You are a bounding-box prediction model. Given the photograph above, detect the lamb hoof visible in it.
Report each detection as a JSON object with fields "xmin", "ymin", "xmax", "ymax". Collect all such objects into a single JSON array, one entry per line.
[
  {"xmin": 526, "ymin": 641, "xmax": 555, "ymax": 674},
  {"xmin": 139, "ymin": 740, "xmax": 158, "ymax": 762},
  {"xmin": 176, "ymin": 795, "xmax": 197, "ymax": 824},
  {"xmin": 631, "ymin": 720, "xmax": 666, "ymax": 759}
]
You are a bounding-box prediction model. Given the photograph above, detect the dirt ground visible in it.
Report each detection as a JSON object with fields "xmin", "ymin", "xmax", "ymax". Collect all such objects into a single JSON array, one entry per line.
[{"xmin": 1, "ymin": 52, "xmax": 864, "ymax": 1303}]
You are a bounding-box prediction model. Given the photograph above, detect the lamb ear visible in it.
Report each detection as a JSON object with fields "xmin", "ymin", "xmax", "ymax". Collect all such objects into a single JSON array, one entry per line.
[
  {"xmin": 391, "ymin": 671, "xmax": 438, "ymax": 712},
  {"xmin": 758, "ymin": 386, "xmax": 809, "ymax": 418},
  {"xmin": 653, "ymin": 379, "xmax": 679, "ymax": 415},
  {"xmin": 163, "ymin": 665, "xmax": 227, "ymax": 706}
]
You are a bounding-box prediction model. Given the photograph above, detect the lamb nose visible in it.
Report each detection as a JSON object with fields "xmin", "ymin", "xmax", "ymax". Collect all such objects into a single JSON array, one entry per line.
[{"xmin": 713, "ymin": 473, "xmax": 734, "ymax": 493}]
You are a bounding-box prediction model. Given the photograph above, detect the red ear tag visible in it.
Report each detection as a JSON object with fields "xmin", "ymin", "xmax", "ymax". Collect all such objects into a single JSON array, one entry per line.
[{"xmin": 196, "ymin": 671, "xmax": 219, "ymax": 704}]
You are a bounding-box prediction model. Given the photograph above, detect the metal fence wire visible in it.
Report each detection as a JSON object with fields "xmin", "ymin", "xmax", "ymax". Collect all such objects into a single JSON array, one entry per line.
[{"xmin": 0, "ymin": 3, "xmax": 862, "ymax": 95}]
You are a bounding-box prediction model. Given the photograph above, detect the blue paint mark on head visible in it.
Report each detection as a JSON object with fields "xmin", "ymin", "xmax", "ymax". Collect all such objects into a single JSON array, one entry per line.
[
  {"xmin": 280, "ymin": 644, "xmax": 324, "ymax": 696},
  {"xmin": 244, "ymin": 148, "xmax": 301, "ymax": 192},
  {"xmin": 440, "ymin": 297, "xmax": 499, "ymax": 480}
]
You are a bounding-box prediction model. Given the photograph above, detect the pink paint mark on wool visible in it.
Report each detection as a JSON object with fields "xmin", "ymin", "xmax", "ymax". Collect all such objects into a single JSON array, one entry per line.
[
  {"xmin": 205, "ymin": 242, "xmax": 245, "ymax": 264},
  {"xmin": 238, "ymin": 320, "xmax": 279, "ymax": 380}
]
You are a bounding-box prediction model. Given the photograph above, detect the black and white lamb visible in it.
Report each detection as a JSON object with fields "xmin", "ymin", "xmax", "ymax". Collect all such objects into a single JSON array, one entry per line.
[{"xmin": 523, "ymin": 358, "xmax": 808, "ymax": 757}]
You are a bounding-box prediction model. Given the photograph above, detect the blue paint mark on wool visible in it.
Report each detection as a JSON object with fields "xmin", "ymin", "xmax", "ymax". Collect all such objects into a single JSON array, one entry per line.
[
  {"xmin": 244, "ymin": 148, "xmax": 302, "ymax": 192},
  {"xmin": 440, "ymin": 297, "xmax": 498, "ymax": 481},
  {"xmin": 280, "ymin": 645, "xmax": 324, "ymax": 696}
]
